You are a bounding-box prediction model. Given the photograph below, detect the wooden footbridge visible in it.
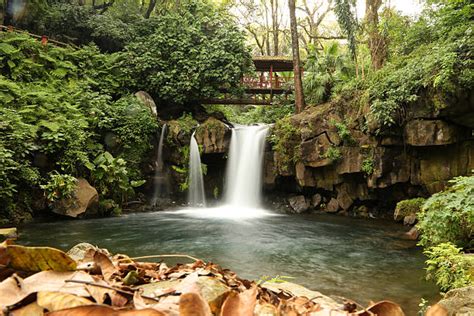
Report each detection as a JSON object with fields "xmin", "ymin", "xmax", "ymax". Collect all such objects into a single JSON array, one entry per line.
[{"xmin": 201, "ymin": 56, "xmax": 297, "ymax": 106}]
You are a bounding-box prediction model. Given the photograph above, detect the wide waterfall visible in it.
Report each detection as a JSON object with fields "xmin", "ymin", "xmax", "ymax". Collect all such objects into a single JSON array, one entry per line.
[
  {"xmin": 224, "ymin": 125, "xmax": 269, "ymax": 208},
  {"xmin": 151, "ymin": 124, "xmax": 167, "ymax": 205},
  {"xmin": 187, "ymin": 132, "xmax": 206, "ymax": 207}
]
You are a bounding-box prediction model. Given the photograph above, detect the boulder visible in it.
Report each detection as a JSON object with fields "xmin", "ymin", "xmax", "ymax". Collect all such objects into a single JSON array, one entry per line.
[
  {"xmin": 354, "ymin": 205, "xmax": 370, "ymax": 218},
  {"xmin": 194, "ymin": 118, "xmax": 230, "ymax": 154},
  {"xmin": 405, "ymin": 119, "xmax": 465, "ymax": 146},
  {"xmin": 393, "ymin": 198, "xmax": 425, "ymax": 221},
  {"xmin": 310, "ymin": 194, "xmax": 322, "ymax": 208},
  {"xmin": 53, "ymin": 178, "xmax": 98, "ymax": 218},
  {"xmin": 404, "ymin": 227, "xmax": 420, "ymax": 240},
  {"xmin": 336, "ymin": 187, "xmax": 354, "ymax": 211},
  {"xmin": 326, "ymin": 198, "xmax": 340, "ymax": 213},
  {"xmin": 295, "ymin": 162, "xmax": 316, "ymax": 187},
  {"xmin": 67, "ymin": 243, "xmax": 98, "ymax": 262},
  {"xmin": 288, "ymin": 195, "xmax": 309, "ymax": 214},
  {"xmin": 135, "ymin": 91, "xmax": 157, "ymax": 117},
  {"xmin": 429, "ymin": 286, "xmax": 474, "ymax": 316},
  {"xmin": 403, "ymin": 214, "xmax": 417, "ymax": 226},
  {"xmin": 299, "ymin": 135, "xmax": 332, "ymax": 168}
]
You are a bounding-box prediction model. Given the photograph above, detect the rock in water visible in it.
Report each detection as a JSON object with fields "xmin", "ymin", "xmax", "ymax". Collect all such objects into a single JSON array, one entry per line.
[
  {"xmin": 428, "ymin": 286, "xmax": 474, "ymax": 316},
  {"xmin": 310, "ymin": 194, "xmax": 322, "ymax": 208},
  {"xmin": 288, "ymin": 196, "xmax": 309, "ymax": 213},
  {"xmin": 53, "ymin": 179, "xmax": 98, "ymax": 218},
  {"xmin": 326, "ymin": 198, "xmax": 340, "ymax": 213}
]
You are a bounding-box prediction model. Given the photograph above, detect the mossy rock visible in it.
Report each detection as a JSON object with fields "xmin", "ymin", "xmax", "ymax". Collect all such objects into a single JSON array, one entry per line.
[{"xmin": 393, "ymin": 198, "xmax": 425, "ymax": 221}]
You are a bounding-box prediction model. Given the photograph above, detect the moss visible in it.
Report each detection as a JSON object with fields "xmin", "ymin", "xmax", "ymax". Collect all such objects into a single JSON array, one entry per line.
[
  {"xmin": 394, "ymin": 197, "xmax": 425, "ymax": 221},
  {"xmin": 270, "ymin": 118, "xmax": 301, "ymax": 172}
]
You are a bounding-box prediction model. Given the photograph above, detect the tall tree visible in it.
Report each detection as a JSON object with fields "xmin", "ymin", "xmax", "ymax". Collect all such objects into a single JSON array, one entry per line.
[
  {"xmin": 365, "ymin": 0, "xmax": 387, "ymax": 69},
  {"xmin": 288, "ymin": 0, "xmax": 305, "ymax": 113}
]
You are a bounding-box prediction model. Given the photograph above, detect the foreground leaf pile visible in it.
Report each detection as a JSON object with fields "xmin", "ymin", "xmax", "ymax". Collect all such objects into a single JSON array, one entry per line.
[{"xmin": 0, "ymin": 242, "xmax": 405, "ymax": 316}]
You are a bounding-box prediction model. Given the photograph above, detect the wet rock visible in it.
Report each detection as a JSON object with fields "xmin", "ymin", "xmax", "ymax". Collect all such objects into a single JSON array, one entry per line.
[
  {"xmin": 403, "ymin": 214, "xmax": 417, "ymax": 226},
  {"xmin": 135, "ymin": 91, "xmax": 157, "ymax": 117},
  {"xmin": 393, "ymin": 198, "xmax": 425, "ymax": 221},
  {"xmin": 67, "ymin": 243, "xmax": 98, "ymax": 262},
  {"xmin": 53, "ymin": 179, "xmax": 98, "ymax": 218},
  {"xmin": 310, "ymin": 194, "xmax": 322, "ymax": 208},
  {"xmin": 262, "ymin": 281, "xmax": 340, "ymax": 310},
  {"xmin": 405, "ymin": 119, "xmax": 464, "ymax": 146},
  {"xmin": 194, "ymin": 118, "xmax": 230, "ymax": 154},
  {"xmin": 430, "ymin": 286, "xmax": 474, "ymax": 316},
  {"xmin": 404, "ymin": 227, "xmax": 420, "ymax": 240},
  {"xmin": 288, "ymin": 195, "xmax": 309, "ymax": 214},
  {"xmin": 326, "ymin": 198, "xmax": 340, "ymax": 213},
  {"xmin": 336, "ymin": 188, "xmax": 354, "ymax": 211},
  {"xmin": 263, "ymin": 152, "xmax": 276, "ymax": 186},
  {"xmin": 354, "ymin": 205, "xmax": 370, "ymax": 218}
]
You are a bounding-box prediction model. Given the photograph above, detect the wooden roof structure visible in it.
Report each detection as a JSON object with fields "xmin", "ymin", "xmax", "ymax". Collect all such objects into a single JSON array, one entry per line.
[{"xmin": 252, "ymin": 56, "xmax": 294, "ymax": 72}]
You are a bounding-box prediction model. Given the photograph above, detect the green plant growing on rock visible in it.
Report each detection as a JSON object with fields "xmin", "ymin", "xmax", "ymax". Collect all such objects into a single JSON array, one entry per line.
[
  {"xmin": 361, "ymin": 158, "xmax": 375, "ymax": 175},
  {"xmin": 330, "ymin": 119, "xmax": 355, "ymax": 145},
  {"xmin": 424, "ymin": 242, "xmax": 473, "ymax": 292},
  {"xmin": 40, "ymin": 172, "xmax": 77, "ymax": 203},
  {"xmin": 417, "ymin": 175, "xmax": 474, "ymax": 250},
  {"xmin": 323, "ymin": 146, "xmax": 342, "ymax": 162},
  {"xmin": 270, "ymin": 118, "xmax": 301, "ymax": 172},
  {"xmin": 394, "ymin": 197, "xmax": 425, "ymax": 221}
]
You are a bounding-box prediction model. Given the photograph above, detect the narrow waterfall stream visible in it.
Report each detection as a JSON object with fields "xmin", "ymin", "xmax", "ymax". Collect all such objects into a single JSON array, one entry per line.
[
  {"xmin": 151, "ymin": 124, "xmax": 167, "ymax": 205},
  {"xmin": 187, "ymin": 132, "xmax": 206, "ymax": 207},
  {"xmin": 224, "ymin": 125, "xmax": 269, "ymax": 208}
]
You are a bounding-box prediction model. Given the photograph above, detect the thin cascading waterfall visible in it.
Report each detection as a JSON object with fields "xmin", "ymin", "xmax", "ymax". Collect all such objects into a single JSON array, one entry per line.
[
  {"xmin": 151, "ymin": 124, "xmax": 167, "ymax": 205},
  {"xmin": 188, "ymin": 132, "xmax": 206, "ymax": 207},
  {"xmin": 224, "ymin": 125, "xmax": 269, "ymax": 208}
]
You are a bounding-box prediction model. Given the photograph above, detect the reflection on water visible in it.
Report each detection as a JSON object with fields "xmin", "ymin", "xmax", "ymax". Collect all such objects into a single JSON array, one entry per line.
[{"xmin": 18, "ymin": 211, "xmax": 438, "ymax": 314}]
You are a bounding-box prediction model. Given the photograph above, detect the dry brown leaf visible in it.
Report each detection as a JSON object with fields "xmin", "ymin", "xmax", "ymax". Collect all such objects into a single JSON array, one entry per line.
[
  {"xmin": 356, "ymin": 300, "xmax": 405, "ymax": 316},
  {"xmin": 220, "ymin": 285, "xmax": 257, "ymax": 316},
  {"xmin": 6, "ymin": 245, "xmax": 76, "ymax": 272},
  {"xmin": 46, "ymin": 305, "xmax": 167, "ymax": 316},
  {"xmin": 179, "ymin": 292, "xmax": 212, "ymax": 316},
  {"xmin": 10, "ymin": 302, "xmax": 44, "ymax": 316},
  {"xmin": 24, "ymin": 271, "xmax": 93, "ymax": 297},
  {"xmin": 93, "ymin": 251, "xmax": 117, "ymax": 281},
  {"xmin": 37, "ymin": 291, "xmax": 94, "ymax": 312},
  {"xmin": 0, "ymin": 274, "xmax": 29, "ymax": 308}
]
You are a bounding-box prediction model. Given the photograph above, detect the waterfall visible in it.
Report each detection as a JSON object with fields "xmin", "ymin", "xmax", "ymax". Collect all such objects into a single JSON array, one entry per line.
[
  {"xmin": 151, "ymin": 124, "xmax": 167, "ymax": 205},
  {"xmin": 188, "ymin": 132, "xmax": 206, "ymax": 207},
  {"xmin": 224, "ymin": 125, "xmax": 269, "ymax": 208}
]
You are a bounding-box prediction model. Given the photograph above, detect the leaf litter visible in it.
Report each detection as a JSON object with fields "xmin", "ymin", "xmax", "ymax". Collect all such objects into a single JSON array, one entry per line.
[{"xmin": 0, "ymin": 241, "xmax": 406, "ymax": 315}]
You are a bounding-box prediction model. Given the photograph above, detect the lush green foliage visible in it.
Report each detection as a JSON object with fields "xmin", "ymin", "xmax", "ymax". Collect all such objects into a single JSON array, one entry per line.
[
  {"xmin": 304, "ymin": 43, "xmax": 353, "ymax": 105},
  {"xmin": 417, "ymin": 176, "xmax": 474, "ymax": 250},
  {"xmin": 361, "ymin": 158, "xmax": 375, "ymax": 175},
  {"xmin": 206, "ymin": 103, "xmax": 294, "ymax": 125},
  {"xmin": 270, "ymin": 118, "xmax": 301, "ymax": 172},
  {"xmin": 368, "ymin": 1, "xmax": 473, "ymax": 128},
  {"xmin": 395, "ymin": 197, "xmax": 426, "ymax": 216},
  {"xmin": 0, "ymin": 32, "xmax": 157, "ymax": 221},
  {"xmin": 40, "ymin": 172, "xmax": 77, "ymax": 203},
  {"xmin": 424, "ymin": 242, "xmax": 473, "ymax": 292},
  {"xmin": 120, "ymin": 0, "xmax": 251, "ymax": 106}
]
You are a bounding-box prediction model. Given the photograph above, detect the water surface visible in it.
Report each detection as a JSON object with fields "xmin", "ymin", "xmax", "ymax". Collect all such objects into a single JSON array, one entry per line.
[{"xmin": 18, "ymin": 210, "xmax": 438, "ymax": 314}]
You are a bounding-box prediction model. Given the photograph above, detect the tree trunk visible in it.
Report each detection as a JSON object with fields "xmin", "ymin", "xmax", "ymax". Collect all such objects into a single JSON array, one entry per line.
[
  {"xmin": 288, "ymin": 0, "xmax": 305, "ymax": 113},
  {"xmin": 271, "ymin": 0, "xmax": 279, "ymax": 55},
  {"xmin": 144, "ymin": 0, "xmax": 157, "ymax": 19},
  {"xmin": 365, "ymin": 0, "xmax": 386, "ymax": 69},
  {"xmin": 4, "ymin": 0, "xmax": 14, "ymax": 26}
]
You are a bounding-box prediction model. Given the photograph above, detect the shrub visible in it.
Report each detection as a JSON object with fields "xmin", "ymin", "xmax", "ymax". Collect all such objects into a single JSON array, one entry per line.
[
  {"xmin": 417, "ymin": 175, "xmax": 474, "ymax": 249},
  {"xmin": 270, "ymin": 118, "xmax": 301, "ymax": 172},
  {"xmin": 40, "ymin": 172, "xmax": 77, "ymax": 203},
  {"xmin": 424, "ymin": 242, "xmax": 473, "ymax": 292},
  {"xmin": 361, "ymin": 157, "xmax": 375, "ymax": 175},
  {"xmin": 323, "ymin": 146, "xmax": 342, "ymax": 162},
  {"xmin": 394, "ymin": 197, "xmax": 425, "ymax": 221}
]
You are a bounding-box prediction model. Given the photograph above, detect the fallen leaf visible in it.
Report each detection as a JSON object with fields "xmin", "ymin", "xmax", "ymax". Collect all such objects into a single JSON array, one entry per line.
[
  {"xmin": 24, "ymin": 271, "xmax": 94, "ymax": 297},
  {"xmin": 10, "ymin": 302, "xmax": 44, "ymax": 316},
  {"xmin": 220, "ymin": 285, "xmax": 257, "ymax": 316},
  {"xmin": 179, "ymin": 292, "xmax": 212, "ymax": 316},
  {"xmin": 93, "ymin": 251, "xmax": 117, "ymax": 281},
  {"xmin": 6, "ymin": 245, "xmax": 76, "ymax": 272},
  {"xmin": 0, "ymin": 274, "xmax": 29, "ymax": 308},
  {"xmin": 37, "ymin": 291, "xmax": 94, "ymax": 312},
  {"xmin": 46, "ymin": 305, "xmax": 167, "ymax": 315},
  {"xmin": 0, "ymin": 227, "xmax": 17, "ymax": 239},
  {"xmin": 356, "ymin": 300, "xmax": 405, "ymax": 316},
  {"xmin": 425, "ymin": 304, "xmax": 449, "ymax": 316},
  {"xmin": 85, "ymin": 277, "xmax": 127, "ymax": 307}
]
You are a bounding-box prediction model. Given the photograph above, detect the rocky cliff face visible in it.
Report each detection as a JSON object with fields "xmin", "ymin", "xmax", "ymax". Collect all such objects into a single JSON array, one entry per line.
[{"xmin": 266, "ymin": 93, "xmax": 474, "ymax": 216}]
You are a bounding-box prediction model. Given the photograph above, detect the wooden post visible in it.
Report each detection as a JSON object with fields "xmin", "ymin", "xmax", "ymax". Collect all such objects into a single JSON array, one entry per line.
[{"xmin": 269, "ymin": 64, "xmax": 274, "ymax": 101}]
